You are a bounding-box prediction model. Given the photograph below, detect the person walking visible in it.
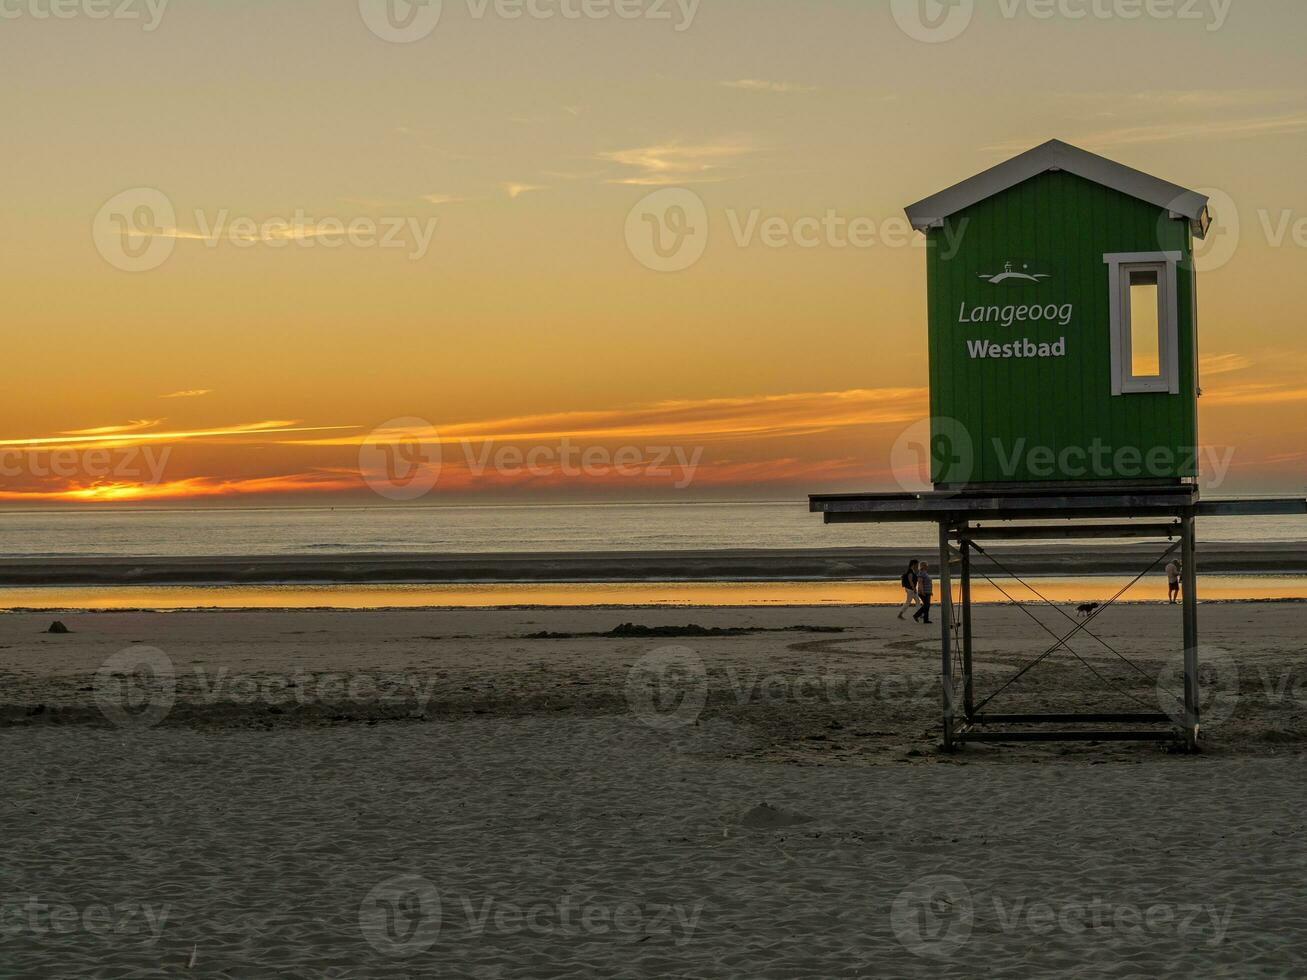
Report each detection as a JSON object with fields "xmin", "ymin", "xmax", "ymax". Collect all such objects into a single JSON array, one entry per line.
[
  {"xmin": 1166, "ymin": 559, "xmax": 1181, "ymax": 604},
  {"xmin": 897, "ymin": 559, "xmax": 920, "ymax": 619},
  {"xmin": 913, "ymin": 561, "xmax": 934, "ymax": 624}
]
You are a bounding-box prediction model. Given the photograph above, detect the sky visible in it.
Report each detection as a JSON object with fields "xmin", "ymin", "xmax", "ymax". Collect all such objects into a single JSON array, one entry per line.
[{"xmin": 2, "ymin": 0, "xmax": 1305, "ymax": 505}]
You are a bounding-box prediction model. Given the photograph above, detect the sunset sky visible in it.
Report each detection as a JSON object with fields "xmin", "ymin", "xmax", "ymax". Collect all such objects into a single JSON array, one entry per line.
[{"xmin": 3, "ymin": 0, "xmax": 1305, "ymax": 505}]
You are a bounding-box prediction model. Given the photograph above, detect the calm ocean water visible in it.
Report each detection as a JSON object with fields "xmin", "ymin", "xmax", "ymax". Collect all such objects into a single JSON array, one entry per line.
[{"xmin": 1, "ymin": 501, "xmax": 1304, "ymax": 559}]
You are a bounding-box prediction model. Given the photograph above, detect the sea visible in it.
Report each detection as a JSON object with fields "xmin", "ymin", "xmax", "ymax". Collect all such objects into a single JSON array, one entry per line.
[
  {"xmin": 1, "ymin": 501, "xmax": 1303, "ymax": 609},
  {"xmin": 3, "ymin": 500, "xmax": 1305, "ymax": 559}
]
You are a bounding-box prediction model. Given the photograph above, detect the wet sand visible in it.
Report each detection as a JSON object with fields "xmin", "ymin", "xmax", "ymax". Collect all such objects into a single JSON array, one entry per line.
[{"xmin": 4, "ymin": 575, "xmax": 1307, "ymax": 610}]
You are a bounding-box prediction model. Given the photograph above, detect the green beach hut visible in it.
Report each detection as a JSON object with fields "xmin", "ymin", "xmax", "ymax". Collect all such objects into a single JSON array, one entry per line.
[{"xmin": 904, "ymin": 139, "xmax": 1212, "ymax": 488}]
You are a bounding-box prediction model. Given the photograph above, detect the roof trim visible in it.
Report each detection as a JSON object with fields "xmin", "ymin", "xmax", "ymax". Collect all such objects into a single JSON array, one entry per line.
[{"xmin": 904, "ymin": 139, "xmax": 1211, "ymax": 239}]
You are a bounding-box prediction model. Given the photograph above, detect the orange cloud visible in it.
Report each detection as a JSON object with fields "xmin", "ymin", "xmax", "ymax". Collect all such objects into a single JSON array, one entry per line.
[
  {"xmin": 6, "ymin": 381, "xmax": 1295, "ymax": 506},
  {"xmin": 301, "ymin": 388, "xmax": 928, "ymax": 449},
  {"xmin": 0, "ymin": 472, "xmax": 362, "ymax": 504}
]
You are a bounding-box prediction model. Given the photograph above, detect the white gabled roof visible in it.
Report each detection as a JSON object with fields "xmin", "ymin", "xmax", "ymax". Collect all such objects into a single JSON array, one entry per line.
[{"xmin": 904, "ymin": 139, "xmax": 1211, "ymax": 239}]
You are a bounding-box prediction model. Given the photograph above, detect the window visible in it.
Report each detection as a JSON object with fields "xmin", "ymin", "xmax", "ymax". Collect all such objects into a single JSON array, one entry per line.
[
  {"xmin": 1104, "ymin": 251, "xmax": 1181, "ymax": 395},
  {"xmin": 1128, "ymin": 268, "xmax": 1161, "ymax": 378}
]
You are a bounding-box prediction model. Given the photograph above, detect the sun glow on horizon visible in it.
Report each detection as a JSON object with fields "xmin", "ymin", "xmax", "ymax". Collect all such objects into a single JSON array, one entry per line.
[{"xmin": 3, "ymin": 2, "xmax": 1305, "ymax": 503}]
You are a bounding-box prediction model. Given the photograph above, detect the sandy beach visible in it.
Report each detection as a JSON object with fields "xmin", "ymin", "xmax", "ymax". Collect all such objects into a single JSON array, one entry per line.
[{"xmin": 3, "ymin": 601, "xmax": 1307, "ymax": 975}]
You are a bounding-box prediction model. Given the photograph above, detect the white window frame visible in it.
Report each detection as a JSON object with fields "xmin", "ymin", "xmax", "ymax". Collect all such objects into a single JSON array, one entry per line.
[{"xmin": 1104, "ymin": 251, "xmax": 1181, "ymax": 395}]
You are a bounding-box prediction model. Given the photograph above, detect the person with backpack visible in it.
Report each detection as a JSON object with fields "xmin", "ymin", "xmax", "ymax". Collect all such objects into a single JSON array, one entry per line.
[{"xmin": 898, "ymin": 559, "xmax": 920, "ymax": 620}]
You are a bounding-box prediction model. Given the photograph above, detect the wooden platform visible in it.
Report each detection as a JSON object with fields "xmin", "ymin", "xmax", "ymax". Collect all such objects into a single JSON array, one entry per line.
[{"xmin": 810, "ymin": 486, "xmax": 1305, "ymax": 524}]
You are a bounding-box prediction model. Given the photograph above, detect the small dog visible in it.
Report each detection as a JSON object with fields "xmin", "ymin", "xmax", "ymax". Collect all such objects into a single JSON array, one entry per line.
[{"xmin": 1076, "ymin": 602, "xmax": 1100, "ymax": 619}]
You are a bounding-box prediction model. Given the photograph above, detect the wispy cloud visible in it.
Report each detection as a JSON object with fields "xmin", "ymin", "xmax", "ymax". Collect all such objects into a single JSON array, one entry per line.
[
  {"xmin": 141, "ymin": 224, "xmax": 387, "ymax": 245},
  {"xmin": 1063, "ymin": 89, "xmax": 1303, "ymax": 112},
  {"xmin": 62, "ymin": 419, "xmax": 163, "ymax": 437},
  {"xmin": 723, "ymin": 79, "xmax": 819, "ymax": 94},
  {"xmin": 342, "ymin": 197, "xmax": 403, "ymax": 210},
  {"xmin": 986, "ymin": 114, "xmax": 1307, "ymax": 155},
  {"xmin": 1123, "ymin": 89, "xmax": 1303, "ymax": 110},
  {"xmin": 1202, "ymin": 383, "xmax": 1307, "ymax": 407},
  {"xmin": 0, "ymin": 420, "xmax": 357, "ymax": 452},
  {"xmin": 1083, "ymin": 115, "xmax": 1307, "ymax": 149},
  {"xmin": 540, "ymin": 169, "xmax": 610, "ymax": 181},
  {"xmin": 598, "ymin": 139, "xmax": 754, "ymax": 186},
  {"xmin": 422, "ymin": 193, "xmax": 465, "ymax": 206},
  {"xmin": 1199, "ymin": 354, "xmax": 1252, "ymax": 378},
  {"xmin": 511, "ymin": 105, "xmax": 585, "ymax": 126},
  {"xmin": 160, "ymin": 388, "xmax": 212, "ymax": 400},
  {"xmin": 503, "ymin": 182, "xmax": 546, "ymax": 199}
]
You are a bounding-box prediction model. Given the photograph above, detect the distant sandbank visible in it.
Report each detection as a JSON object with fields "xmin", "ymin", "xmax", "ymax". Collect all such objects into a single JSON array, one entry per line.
[{"xmin": 2, "ymin": 542, "xmax": 1305, "ymax": 586}]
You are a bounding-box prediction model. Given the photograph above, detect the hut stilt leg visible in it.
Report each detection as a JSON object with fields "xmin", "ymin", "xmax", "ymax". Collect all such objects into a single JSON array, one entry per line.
[
  {"xmin": 1181, "ymin": 514, "xmax": 1200, "ymax": 751},
  {"xmin": 939, "ymin": 523, "xmax": 956, "ymax": 751},
  {"xmin": 961, "ymin": 537, "xmax": 974, "ymax": 725}
]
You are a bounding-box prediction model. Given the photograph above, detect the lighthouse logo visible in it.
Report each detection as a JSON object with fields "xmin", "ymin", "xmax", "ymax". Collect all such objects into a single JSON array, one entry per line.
[{"xmin": 978, "ymin": 262, "xmax": 1050, "ymax": 285}]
